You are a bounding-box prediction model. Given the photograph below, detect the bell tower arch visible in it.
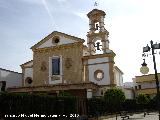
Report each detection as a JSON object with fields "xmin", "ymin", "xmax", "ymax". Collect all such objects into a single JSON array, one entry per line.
[{"xmin": 87, "ymin": 9, "xmax": 110, "ymax": 55}]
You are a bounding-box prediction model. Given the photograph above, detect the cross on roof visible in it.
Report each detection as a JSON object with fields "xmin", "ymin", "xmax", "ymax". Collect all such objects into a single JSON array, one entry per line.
[{"xmin": 94, "ymin": 1, "xmax": 98, "ymax": 7}]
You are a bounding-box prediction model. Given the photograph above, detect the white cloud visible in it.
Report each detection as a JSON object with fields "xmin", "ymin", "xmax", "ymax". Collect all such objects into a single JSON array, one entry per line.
[
  {"xmin": 57, "ymin": 0, "xmax": 67, "ymax": 2},
  {"xmin": 41, "ymin": 0, "xmax": 57, "ymax": 30}
]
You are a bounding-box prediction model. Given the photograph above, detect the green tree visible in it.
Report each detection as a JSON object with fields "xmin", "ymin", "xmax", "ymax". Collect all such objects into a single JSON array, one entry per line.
[
  {"xmin": 136, "ymin": 94, "xmax": 150, "ymax": 110},
  {"xmin": 58, "ymin": 91, "xmax": 73, "ymax": 97},
  {"xmin": 104, "ymin": 88, "xmax": 125, "ymax": 113}
]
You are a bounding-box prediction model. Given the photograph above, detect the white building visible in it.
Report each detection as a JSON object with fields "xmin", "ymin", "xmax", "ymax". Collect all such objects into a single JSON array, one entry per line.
[{"xmin": 0, "ymin": 68, "xmax": 22, "ymax": 91}]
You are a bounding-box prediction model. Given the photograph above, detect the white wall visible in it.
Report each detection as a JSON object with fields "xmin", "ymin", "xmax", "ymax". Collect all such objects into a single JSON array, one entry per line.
[
  {"xmin": 114, "ymin": 67, "xmax": 123, "ymax": 86},
  {"xmin": 87, "ymin": 89, "xmax": 93, "ymax": 98},
  {"xmin": 24, "ymin": 68, "xmax": 33, "ymax": 80},
  {"xmin": 88, "ymin": 57, "xmax": 110, "ymax": 85},
  {"xmin": 38, "ymin": 36, "xmax": 76, "ymax": 48},
  {"xmin": 123, "ymin": 88, "xmax": 134, "ymax": 99},
  {"xmin": 0, "ymin": 69, "xmax": 22, "ymax": 89}
]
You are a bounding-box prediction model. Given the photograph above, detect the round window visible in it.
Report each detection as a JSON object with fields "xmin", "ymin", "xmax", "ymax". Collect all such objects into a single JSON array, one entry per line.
[
  {"xmin": 52, "ymin": 36, "xmax": 60, "ymax": 44},
  {"xmin": 94, "ymin": 70, "xmax": 104, "ymax": 81},
  {"xmin": 25, "ymin": 77, "xmax": 33, "ymax": 84}
]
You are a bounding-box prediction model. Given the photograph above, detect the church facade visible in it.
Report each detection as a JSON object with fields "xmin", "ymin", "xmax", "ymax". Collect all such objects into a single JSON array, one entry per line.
[{"xmin": 8, "ymin": 9, "xmax": 132, "ymax": 98}]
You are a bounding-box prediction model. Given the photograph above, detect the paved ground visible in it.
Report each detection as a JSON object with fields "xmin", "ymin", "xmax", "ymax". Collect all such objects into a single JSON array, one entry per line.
[{"xmin": 102, "ymin": 112, "xmax": 159, "ymax": 120}]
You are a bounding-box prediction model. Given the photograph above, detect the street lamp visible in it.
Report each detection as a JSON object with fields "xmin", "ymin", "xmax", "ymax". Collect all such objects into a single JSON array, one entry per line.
[
  {"xmin": 140, "ymin": 59, "xmax": 149, "ymax": 75},
  {"xmin": 140, "ymin": 40, "xmax": 160, "ymax": 120}
]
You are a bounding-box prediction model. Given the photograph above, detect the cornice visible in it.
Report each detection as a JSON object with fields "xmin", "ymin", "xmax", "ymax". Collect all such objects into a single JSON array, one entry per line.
[
  {"xmin": 87, "ymin": 9, "xmax": 106, "ymax": 18},
  {"xmin": 82, "ymin": 52, "xmax": 116, "ymax": 60},
  {"xmin": 20, "ymin": 60, "xmax": 33, "ymax": 68},
  {"xmin": 31, "ymin": 31, "xmax": 85, "ymax": 50},
  {"xmin": 7, "ymin": 82, "xmax": 99, "ymax": 93},
  {"xmin": 33, "ymin": 42, "xmax": 83, "ymax": 53},
  {"xmin": 87, "ymin": 31, "xmax": 109, "ymax": 37}
]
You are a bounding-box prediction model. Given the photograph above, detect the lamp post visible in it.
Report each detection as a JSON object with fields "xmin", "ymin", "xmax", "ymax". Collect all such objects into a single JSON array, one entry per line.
[{"xmin": 140, "ymin": 40, "xmax": 160, "ymax": 119}]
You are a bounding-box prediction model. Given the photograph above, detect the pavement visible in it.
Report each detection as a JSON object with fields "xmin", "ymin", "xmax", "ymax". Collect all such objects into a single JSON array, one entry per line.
[{"xmin": 102, "ymin": 112, "xmax": 159, "ymax": 120}]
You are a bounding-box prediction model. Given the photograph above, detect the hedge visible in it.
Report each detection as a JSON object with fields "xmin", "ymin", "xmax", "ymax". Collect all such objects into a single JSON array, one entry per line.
[{"xmin": 0, "ymin": 92, "xmax": 77, "ymax": 120}]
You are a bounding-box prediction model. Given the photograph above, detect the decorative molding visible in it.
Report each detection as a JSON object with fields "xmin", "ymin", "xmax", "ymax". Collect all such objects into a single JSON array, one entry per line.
[
  {"xmin": 40, "ymin": 61, "xmax": 47, "ymax": 71},
  {"xmin": 65, "ymin": 58, "xmax": 73, "ymax": 69},
  {"xmin": 33, "ymin": 42, "xmax": 83, "ymax": 53},
  {"xmin": 82, "ymin": 52, "xmax": 116, "ymax": 60},
  {"xmin": 94, "ymin": 70, "xmax": 104, "ymax": 81},
  {"xmin": 52, "ymin": 36, "xmax": 60, "ymax": 44},
  {"xmin": 20, "ymin": 60, "xmax": 33, "ymax": 68},
  {"xmin": 31, "ymin": 31, "xmax": 85, "ymax": 50},
  {"xmin": 109, "ymin": 57, "xmax": 115, "ymax": 85},
  {"xmin": 51, "ymin": 76, "xmax": 60, "ymax": 81},
  {"xmin": 25, "ymin": 77, "xmax": 33, "ymax": 86},
  {"xmin": 7, "ymin": 82, "xmax": 99, "ymax": 93},
  {"xmin": 136, "ymin": 88, "xmax": 157, "ymax": 95},
  {"xmin": 86, "ymin": 61, "xmax": 112, "ymax": 66}
]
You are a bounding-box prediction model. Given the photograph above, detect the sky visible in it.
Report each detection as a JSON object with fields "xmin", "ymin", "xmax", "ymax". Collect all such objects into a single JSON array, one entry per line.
[{"xmin": 1, "ymin": 0, "xmax": 160, "ymax": 82}]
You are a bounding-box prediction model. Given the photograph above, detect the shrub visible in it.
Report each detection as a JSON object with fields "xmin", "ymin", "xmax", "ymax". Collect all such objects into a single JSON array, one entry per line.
[{"xmin": 104, "ymin": 88, "xmax": 125, "ymax": 113}]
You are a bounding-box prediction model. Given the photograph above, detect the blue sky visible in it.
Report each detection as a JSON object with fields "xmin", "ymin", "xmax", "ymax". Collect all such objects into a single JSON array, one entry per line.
[{"xmin": 1, "ymin": 0, "xmax": 160, "ymax": 82}]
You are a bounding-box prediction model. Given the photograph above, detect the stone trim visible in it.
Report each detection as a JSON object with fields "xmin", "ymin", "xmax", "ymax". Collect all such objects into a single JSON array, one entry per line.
[
  {"xmin": 20, "ymin": 60, "xmax": 33, "ymax": 68},
  {"xmin": 82, "ymin": 52, "xmax": 116, "ymax": 60},
  {"xmin": 31, "ymin": 31, "xmax": 85, "ymax": 50},
  {"xmin": 94, "ymin": 70, "xmax": 104, "ymax": 81},
  {"xmin": 114, "ymin": 66, "xmax": 124, "ymax": 74},
  {"xmin": 22, "ymin": 66, "xmax": 33, "ymax": 68},
  {"xmin": 86, "ymin": 61, "xmax": 111, "ymax": 66},
  {"xmin": 87, "ymin": 9, "xmax": 106, "ymax": 18},
  {"xmin": 22, "ymin": 68, "xmax": 25, "ymax": 87},
  {"xmin": 136, "ymin": 88, "xmax": 157, "ymax": 95},
  {"xmin": 7, "ymin": 82, "xmax": 99, "ymax": 93},
  {"xmin": 135, "ymin": 73, "xmax": 160, "ymax": 83},
  {"xmin": 49, "ymin": 55, "xmax": 62, "ymax": 84},
  {"xmin": 109, "ymin": 57, "xmax": 115, "ymax": 85},
  {"xmin": 32, "ymin": 42, "xmax": 83, "ymax": 53}
]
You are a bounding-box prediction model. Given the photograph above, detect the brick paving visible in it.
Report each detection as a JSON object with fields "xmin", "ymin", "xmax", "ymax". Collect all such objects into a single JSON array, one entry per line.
[{"xmin": 102, "ymin": 112, "xmax": 159, "ymax": 120}]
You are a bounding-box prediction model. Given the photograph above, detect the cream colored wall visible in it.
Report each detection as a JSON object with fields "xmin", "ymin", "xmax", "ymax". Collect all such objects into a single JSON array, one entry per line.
[
  {"xmin": 136, "ymin": 88, "xmax": 157, "ymax": 95},
  {"xmin": 137, "ymin": 81, "xmax": 156, "ymax": 89},
  {"xmin": 33, "ymin": 43, "xmax": 83, "ymax": 86},
  {"xmin": 135, "ymin": 74, "xmax": 160, "ymax": 83},
  {"xmin": 133, "ymin": 74, "xmax": 160, "ymax": 97}
]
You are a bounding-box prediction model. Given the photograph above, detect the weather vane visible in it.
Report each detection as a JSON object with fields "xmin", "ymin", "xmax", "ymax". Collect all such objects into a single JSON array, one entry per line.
[{"xmin": 94, "ymin": 1, "xmax": 98, "ymax": 7}]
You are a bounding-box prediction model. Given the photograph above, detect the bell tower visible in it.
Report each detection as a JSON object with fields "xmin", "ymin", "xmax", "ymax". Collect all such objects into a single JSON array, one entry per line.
[
  {"xmin": 84, "ymin": 8, "xmax": 117, "ymax": 98},
  {"xmin": 87, "ymin": 9, "xmax": 110, "ymax": 55}
]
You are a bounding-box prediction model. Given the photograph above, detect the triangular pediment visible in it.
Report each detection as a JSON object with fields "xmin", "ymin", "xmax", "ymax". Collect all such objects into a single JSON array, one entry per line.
[{"xmin": 31, "ymin": 31, "xmax": 85, "ymax": 50}]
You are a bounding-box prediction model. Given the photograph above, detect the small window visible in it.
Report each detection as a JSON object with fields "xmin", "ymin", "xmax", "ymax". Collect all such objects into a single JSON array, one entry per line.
[
  {"xmin": 138, "ymin": 85, "xmax": 141, "ymax": 89},
  {"xmin": 52, "ymin": 36, "xmax": 60, "ymax": 44},
  {"xmin": 0, "ymin": 81, "xmax": 6, "ymax": 91},
  {"xmin": 52, "ymin": 58, "xmax": 60, "ymax": 75},
  {"xmin": 25, "ymin": 77, "xmax": 33, "ymax": 84},
  {"xmin": 101, "ymin": 90, "xmax": 103, "ymax": 95},
  {"xmin": 135, "ymin": 86, "xmax": 137, "ymax": 90}
]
